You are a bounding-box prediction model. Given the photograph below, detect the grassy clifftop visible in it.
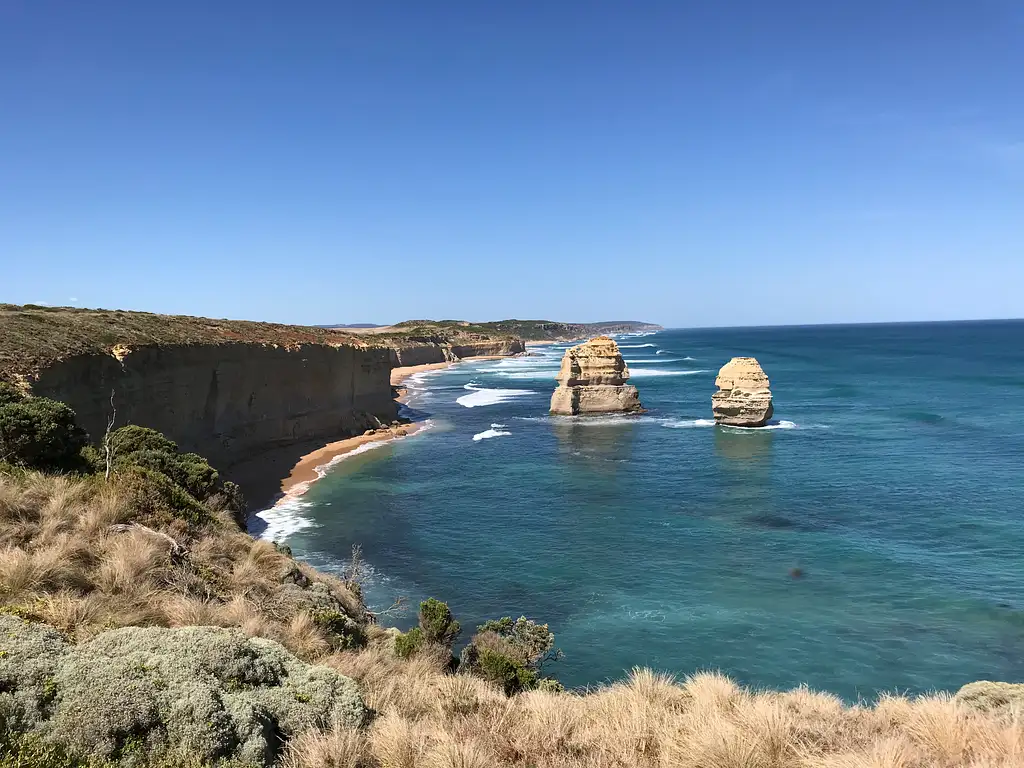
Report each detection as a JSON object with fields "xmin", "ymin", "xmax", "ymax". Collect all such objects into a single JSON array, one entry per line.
[
  {"xmin": 0, "ymin": 305, "xmax": 525, "ymax": 381},
  {"xmin": 372, "ymin": 318, "xmax": 662, "ymax": 342}
]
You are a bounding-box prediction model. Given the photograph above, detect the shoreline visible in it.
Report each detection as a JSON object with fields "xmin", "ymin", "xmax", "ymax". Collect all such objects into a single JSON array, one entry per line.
[
  {"xmin": 276, "ymin": 421, "xmax": 431, "ymax": 497},
  {"xmin": 266, "ymin": 354, "xmax": 517, "ymax": 507}
]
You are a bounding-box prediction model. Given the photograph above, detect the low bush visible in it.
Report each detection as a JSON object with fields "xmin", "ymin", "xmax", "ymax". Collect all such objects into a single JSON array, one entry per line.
[
  {"xmin": 393, "ymin": 627, "xmax": 424, "ymax": 659},
  {"xmin": 460, "ymin": 616, "xmax": 562, "ymax": 695},
  {"xmin": 0, "ymin": 617, "xmax": 364, "ymax": 767},
  {"xmin": 0, "ymin": 389, "xmax": 89, "ymax": 474},
  {"xmin": 392, "ymin": 599, "xmax": 460, "ymax": 666},
  {"xmin": 417, "ymin": 598, "xmax": 460, "ymax": 648}
]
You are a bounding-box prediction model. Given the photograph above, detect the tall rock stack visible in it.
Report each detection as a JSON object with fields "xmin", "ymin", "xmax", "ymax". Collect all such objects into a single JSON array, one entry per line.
[
  {"xmin": 711, "ymin": 357, "xmax": 774, "ymax": 427},
  {"xmin": 550, "ymin": 336, "xmax": 643, "ymax": 415}
]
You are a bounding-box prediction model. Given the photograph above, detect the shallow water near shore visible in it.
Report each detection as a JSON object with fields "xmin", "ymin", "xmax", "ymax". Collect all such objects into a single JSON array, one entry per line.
[{"xmin": 261, "ymin": 321, "xmax": 1024, "ymax": 699}]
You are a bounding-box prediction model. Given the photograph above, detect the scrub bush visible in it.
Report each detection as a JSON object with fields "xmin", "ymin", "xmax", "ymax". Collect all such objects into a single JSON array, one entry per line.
[{"xmin": 0, "ymin": 616, "xmax": 364, "ymax": 767}]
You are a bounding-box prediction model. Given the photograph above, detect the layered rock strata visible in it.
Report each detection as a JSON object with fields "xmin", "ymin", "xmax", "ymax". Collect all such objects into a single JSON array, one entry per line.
[
  {"xmin": 711, "ymin": 357, "xmax": 774, "ymax": 427},
  {"xmin": 389, "ymin": 339, "xmax": 526, "ymax": 367},
  {"xmin": 550, "ymin": 336, "xmax": 643, "ymax": 415},
  {"xmin": 27, "ymin": 343, "xmax": 399, "ymax": 475}
]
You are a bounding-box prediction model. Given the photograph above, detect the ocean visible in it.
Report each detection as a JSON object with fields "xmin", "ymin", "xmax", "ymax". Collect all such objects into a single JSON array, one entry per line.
[{"xmin": 256, "ymin": 321, "xmax": 1024, "ymax": 700}]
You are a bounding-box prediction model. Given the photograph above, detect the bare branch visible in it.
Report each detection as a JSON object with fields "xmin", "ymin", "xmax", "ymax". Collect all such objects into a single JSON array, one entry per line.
[
  {"xmin": 368, "ymin": 595, "xmax": 409, "ymax": 622},
  {"xmin": 103, "ymin": 389, "xmax": 116, "ymax": 481}
]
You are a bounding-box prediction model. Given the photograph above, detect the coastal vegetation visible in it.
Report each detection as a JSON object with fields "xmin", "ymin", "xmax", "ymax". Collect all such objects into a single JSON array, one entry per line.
[
  {"xmin": 0, "ymin": 305, "xmax": 533, "ymax": 381},
  {"xmin": 1, "ymin": 333, "xmax": 1021, "ymax": 767},
  {"xmin": 390, "ymin": 319, "xmax": 663, "ymax": 342}
]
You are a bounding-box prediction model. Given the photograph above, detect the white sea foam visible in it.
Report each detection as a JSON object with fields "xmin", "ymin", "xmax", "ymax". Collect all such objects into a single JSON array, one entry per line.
[
  {"xmin": 495, "ymin": 369, "xmax": 560, "ymax": 380},
  {"xmin": 661, "ymin": 418, "xmax": 799, "ymax": 430},
  {"xmin": 252, "ymin": 498, "xmax": 316, "ymax": 541},
  {"xmin": 456, "ymin": 382, "xmax": 535, "ymax": 408},
  {"xmin": 252, "ymin": 421, "xmax": 435, "ymax": 542},
  {"xmin": 723, "ymin": 420, "xmax": 798, "ymax": 431},
  {"xmin": 661, "ymin": 418, "xmax": 716, "ymax": 429},
  {"xmin": 629, "ymin": 368, "xmax": 708, "ymax": 377},
  {"xmin": 656, "ymin": 349, "xmax": 668, "ymax": 355},
  {"xmin": 473, "ymin": 423, "xmax": 512, "ymax": 441},
  {"xmin": 545, "ymin": 414, "xmax": 655, "ymax": 426},
  {"xmin": 619, "ymin": 343, "xmax": 657, "ymax": 348},
  {"xmin": 683, "ymin": 356, "xmax": 697, "ymax": 361}
]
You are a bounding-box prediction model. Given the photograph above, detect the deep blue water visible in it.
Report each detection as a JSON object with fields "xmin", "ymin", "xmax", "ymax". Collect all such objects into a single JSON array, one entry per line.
[{"xmin": 257, "ymin": 321, "xmax": 1024, "ymax": 699}]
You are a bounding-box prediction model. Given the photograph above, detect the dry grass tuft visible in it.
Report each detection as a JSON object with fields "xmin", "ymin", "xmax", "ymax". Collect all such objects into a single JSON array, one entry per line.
[
  {"xmin": 0, "ymin": 471, "xmax": 371, "ymax": 660},
  {"xmin": 3, "ymin": 470, "xmax": 1022, "ymax": 768},
  {"xmin": 283, "ymin": 724, "xmax": 368, "ymax": 768},
  {"xmin": 290, "ymin": 635, "xmax": 1024, "ymax": 768}
]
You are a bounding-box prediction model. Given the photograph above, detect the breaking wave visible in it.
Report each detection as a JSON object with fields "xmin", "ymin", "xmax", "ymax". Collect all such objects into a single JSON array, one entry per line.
[
  {"xmin": 457, "ymin": 382, "xmax": 536, "ymax": 408},
  {"xmin": 661, "ymin": 418, "xmax": 716, "ymax": 429},
  {"xmin": 473, "ymin": 424, "xmax": 512, "ymax": 441},
  {"xmin": 723, "ymin": 420, "xmax": 799, "ymax": 431},
  {"xmin": 252, "ymin": 497, "xmax": 316, "ymax": 541},
  {"xmin": 629, "ymin": 369, "xmax": 708, "ymax": 377}
]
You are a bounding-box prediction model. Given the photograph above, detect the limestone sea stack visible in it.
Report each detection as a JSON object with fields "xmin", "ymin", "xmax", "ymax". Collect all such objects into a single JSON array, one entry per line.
[
  {"xmin": 711, "ymin": 357, "xmax": 774, "ymax": 427},
  {"xmin": 550, "ymin": 336, "xmax": 643, "ymax": 415}
]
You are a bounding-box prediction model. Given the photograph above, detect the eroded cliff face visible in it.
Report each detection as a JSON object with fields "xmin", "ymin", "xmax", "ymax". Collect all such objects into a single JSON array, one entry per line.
[
  {"xmin": 389, "ymin": 339, "xmax": 525, "ymax": 366},
  {"xmin": 27, "ymin": 342, "xmax": 397, "ymax": 473}
]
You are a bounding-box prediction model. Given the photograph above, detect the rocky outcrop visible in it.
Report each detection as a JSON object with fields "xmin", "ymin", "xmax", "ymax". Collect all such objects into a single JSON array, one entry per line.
[
  {"xmin": 550, "ymin": 336, "xmax": 643, "ymax": 415},
  {"xmin": 711, "ymin": 357, "xmax": 774, "ymax": 427},
  {"xmin": 27, "ymin": 342, "xmax": 398, "ymax": 475}
]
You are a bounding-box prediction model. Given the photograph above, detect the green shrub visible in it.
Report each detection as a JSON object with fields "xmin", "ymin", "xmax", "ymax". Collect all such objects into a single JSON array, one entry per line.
[
  {"xmin": 0, "ymin": 396, "xmax": 89, "ymax": 474},
  {"xmin": 460, "ymin": 616, "xmax": 562, "ymax": 695},
  {"xmin": 311, "ymin": 610, "xmax": 365, "ymax": 651},
  {"xmin": 113, "ymin": 467, "xmax": 214, "ymax": 527},
  {"xmin": 106, "ymin": 426, "xmax": 243, "ymax": 528},
  {"xmin": 418, "ymin": 598, "xmax": 460, "ymax": 648},
  {"xmin": 393, "ymin": 628, "xmax": 424, "ymax": 659},
  {"xmin": 470, "ymin": 647, "xmax": 537, "ymax": 695},
  {"xmin": 0, "ymin": 617, "xmax": 364, "ymax": 767},
  {"xmin": 392, "ymin": 599, "xmax": 460, "ymax": 665},
  {"xmin": 107, "ymin": 426, "xmax": 177, "ymax": 456},
  {"xmin": 0, "ymin": 384, "xmax": 23, "ymax": 408},
  {"xmin": 536, "ymin": 677, "xmax": 565, "ymax": 693}
]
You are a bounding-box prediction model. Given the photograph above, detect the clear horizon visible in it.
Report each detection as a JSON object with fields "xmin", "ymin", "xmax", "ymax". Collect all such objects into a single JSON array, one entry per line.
[{"xmin": 3, "ymin": 2, "xmax": 1022, "ymax": 327}]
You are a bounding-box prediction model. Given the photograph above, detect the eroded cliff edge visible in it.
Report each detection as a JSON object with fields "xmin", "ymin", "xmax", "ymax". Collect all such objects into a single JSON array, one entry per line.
[
  {"xmin": 27, "ymin": 342, "xmax": 397, "ymax": 474},
  {"xmin": 0, "ymin": 305, "xmax": 527, "ymax": 507}
]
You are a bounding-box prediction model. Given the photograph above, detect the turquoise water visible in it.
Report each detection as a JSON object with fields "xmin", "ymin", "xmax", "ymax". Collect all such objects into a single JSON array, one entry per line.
[{"xmin": 258, "ymin": 321, "xmax": 1024, "ymax": 699}]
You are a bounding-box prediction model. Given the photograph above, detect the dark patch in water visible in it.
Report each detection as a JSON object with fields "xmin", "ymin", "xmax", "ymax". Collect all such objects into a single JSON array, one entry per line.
[
  {"xmin": 902, "ymin": 411, "xmax": 945, "ymax": 426},
  {"xmin": 745, "ymin": 513, "xmax": 797, "ymax": 530}
]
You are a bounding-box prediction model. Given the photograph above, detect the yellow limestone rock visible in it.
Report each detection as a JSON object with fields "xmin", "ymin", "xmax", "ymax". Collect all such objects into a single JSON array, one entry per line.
[
  {"xmin": 550, "ymin": 337, "xmax": 643, "ymax": 415},
  {"xmin": 712, "ymin": 357, "xmax": 774, "ymax": 427}
]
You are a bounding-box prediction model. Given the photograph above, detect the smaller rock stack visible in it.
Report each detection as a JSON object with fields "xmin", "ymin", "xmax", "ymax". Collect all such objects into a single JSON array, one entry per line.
[
  {"xmin": 712, "ymin": 357, "xmax": 774, "ymax": 427},
  {"xmin": 550, "ymin": 336, "xmax": 643, "ymax": 416}
]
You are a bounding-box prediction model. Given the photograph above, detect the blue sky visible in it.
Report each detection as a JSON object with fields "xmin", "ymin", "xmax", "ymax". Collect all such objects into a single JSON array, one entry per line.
[{"xmin": 2, "ymin": 1, "xmax": 1022, "ymax": 327}]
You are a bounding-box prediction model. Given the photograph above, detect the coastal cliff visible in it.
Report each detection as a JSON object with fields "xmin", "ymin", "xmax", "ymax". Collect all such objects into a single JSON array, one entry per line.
[
  {"xmin": 27, "ymin": 342, "xmax": 397, "ymax": 473},
  {"xmin": 0, "ymin": 306, "xmax": 527, "ymax": 504},
  {"xmin": 389, "ymin": 338, "xmax": 526, "ymax": 366}
]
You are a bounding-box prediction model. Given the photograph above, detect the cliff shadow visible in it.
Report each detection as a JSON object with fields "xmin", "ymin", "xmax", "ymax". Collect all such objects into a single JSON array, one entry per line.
[{"xmin": 226, "ymin": 437, "xmax": 341, "ymax": 526}]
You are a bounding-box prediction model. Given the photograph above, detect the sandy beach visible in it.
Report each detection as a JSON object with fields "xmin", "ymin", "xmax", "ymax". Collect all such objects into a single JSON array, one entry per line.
[
  {"xmin": 274, "ymin": 356, "xmax": 516, "ymax": 499},
  {"xmin": 277, "ymin": 421, "xmax": 431, "ymax": 496}
]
